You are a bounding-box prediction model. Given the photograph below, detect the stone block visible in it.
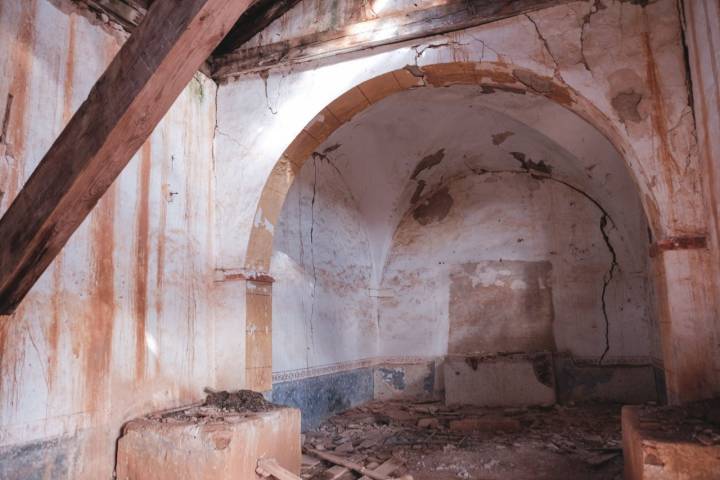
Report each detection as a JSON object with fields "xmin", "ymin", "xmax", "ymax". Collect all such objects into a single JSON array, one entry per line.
[
  {"xmin": 444, "ymin": 354, "xmax": 555, "ymax": 407},
  {"xmin": 555, "ymin": 357, "xmax": 658, "ymax": 404},
  {"xmin": 622, "ymin": 405, "xmax": 720, "ymax": 479},
  {"xmin": 116, "ymin": 407, "xmax": 301, "ymax": 480}
]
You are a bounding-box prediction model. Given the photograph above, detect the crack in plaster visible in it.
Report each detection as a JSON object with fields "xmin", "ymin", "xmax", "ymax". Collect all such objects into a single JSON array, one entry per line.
[
  {"xmin": 525, "ymin": 14, "xmax": 560, "ymax": 73},
  {"xmin": 309, "ymin": 157, "xmax": 319, "ymax": 357},
  {"xmin": 466, "ymin": 33, "xmax": 501, "ymax": 63},
  {"xmin": 463, "ymin": 164, "xmax": 620, "ymax": 363},
  {"xmin": 25, "ymin": 322, "xmax": 49, "ymax": 392},
  {"xmin": 296, "ymin": 163, "xmax": 310, "ymax": 369},
  {"xmin": 214, "ymin": 128, "xmax": 245, "ymax": 153},
  {"xmin": 580, "ymin": 0, "xmax": 605, "ymax": 73},
  {"xmin": 406, "ymin": 40, "xmax": 470, "ymax": 86},
  {"xmin": 259, "ymin": 69, "xmax": 279, "ymax": 115}
]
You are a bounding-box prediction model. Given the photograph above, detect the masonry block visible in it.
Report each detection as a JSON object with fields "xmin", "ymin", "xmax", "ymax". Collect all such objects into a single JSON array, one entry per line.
[
  {"xmin": 444, "ymin": 353, "xmax": 556, "ymax": 407},
  {"xmin": 622, "ymin": 405, "xmax": 720, "ymax": 480},
  {"xmin": 116, "ymin": 407, "xmax": 301, "ymax": 480}
]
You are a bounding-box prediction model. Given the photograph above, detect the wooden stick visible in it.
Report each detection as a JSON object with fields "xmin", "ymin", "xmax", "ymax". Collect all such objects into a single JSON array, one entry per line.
[
  {"xmin": 305, "ymin": 448, "xmax": 413, "ymax": 480},
  {"xmin": 256, "ymin": 458, "xmax": 302, "ymax": 480}
]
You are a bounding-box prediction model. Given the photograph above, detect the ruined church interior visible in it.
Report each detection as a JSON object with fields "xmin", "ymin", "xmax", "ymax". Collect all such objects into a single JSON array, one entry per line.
[{"xmin": 1, "ymin": 0, "xmax": 720, "ymax": 478}]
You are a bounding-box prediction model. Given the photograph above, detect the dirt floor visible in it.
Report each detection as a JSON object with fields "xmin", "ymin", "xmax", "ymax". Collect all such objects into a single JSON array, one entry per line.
[{"xmin": 301, "ymin": 400, "xmax": 626, "ymax": 480}]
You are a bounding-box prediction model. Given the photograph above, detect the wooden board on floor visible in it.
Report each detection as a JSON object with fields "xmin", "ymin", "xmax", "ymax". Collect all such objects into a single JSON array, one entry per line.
[{"xmin": 358, "ymin": 458, "xmax": 402, "ymax": 480}]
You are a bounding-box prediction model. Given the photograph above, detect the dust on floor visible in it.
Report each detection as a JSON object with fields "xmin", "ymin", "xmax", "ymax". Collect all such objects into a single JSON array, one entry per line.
[{"xmin": 301, "ymin": 400, "xmax": 626, "ymax": 480}]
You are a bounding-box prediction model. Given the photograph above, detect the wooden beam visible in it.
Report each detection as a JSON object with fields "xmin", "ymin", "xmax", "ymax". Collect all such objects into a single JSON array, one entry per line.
[
  {"xmin": 212, "ymin": 0, "xmax": 572, "ymax": 79},
  {"xmin": 256, "ymin": 458, "xmax": 303, "ymax": 480},
  {"xmin": 0, "ymin": 0, "xmax": 253, "ymax": 314},
  {"xmin": 212, "ymin": 0, "xmax": 303, "ymax": 57},
  {"xmin": 82, "ymin": 0, "xmax": 149, "ymax": 29}
]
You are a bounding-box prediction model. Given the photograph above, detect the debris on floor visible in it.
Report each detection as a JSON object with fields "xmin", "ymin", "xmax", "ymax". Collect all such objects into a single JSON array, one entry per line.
[
  {"xmin": 301, "ymin": 400, "xmax": 626, "ymax": 479},
  {"xmin": 146, "ymin": 389, "xmax": 278, "ymax": 424}
]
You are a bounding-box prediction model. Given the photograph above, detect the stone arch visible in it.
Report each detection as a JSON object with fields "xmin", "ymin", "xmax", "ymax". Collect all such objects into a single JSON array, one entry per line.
[{"xmin": 241, "ymin": 60, "xmax": 664, "ymax": 393}]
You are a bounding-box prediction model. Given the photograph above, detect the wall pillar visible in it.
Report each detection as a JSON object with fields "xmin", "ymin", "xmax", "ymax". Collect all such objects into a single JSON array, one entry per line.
[
  {"xmin": 245, "ymin": 278, "xmax": 273, "ymax": 393},
  {"xmin": 652, "ymin": 242, "xmax": 719, "ymax": 404},
  {"xmin": 677, "ymin": 0, "xmax": 720, "ymax": 403}
]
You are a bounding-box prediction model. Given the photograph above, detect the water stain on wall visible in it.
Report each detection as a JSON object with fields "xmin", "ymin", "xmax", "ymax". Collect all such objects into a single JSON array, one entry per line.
[
  {"xmin": 492, "ymin": 131, "xmax": 514, "ymax": 145},
  {"xmin": 412, "ymin": 186, "xmax": 453, "ymax": 225},
  {"xmin": 449, "ymin": 261, "xmax": 556, "ymax": 355},
  {"xmin": 85, "ymin": 184, "xmax": 116, "ymax": 412},
  {"xmin": 5, "ymin": 0, "xmax": 37, "ymax": 200},
  {"xmin": 134, "ymin": 142, "xmax": 152, "ymax": 381},
  {"xmin": 410, "ymin": 148, "xmax": 444, "ymax": 179}
]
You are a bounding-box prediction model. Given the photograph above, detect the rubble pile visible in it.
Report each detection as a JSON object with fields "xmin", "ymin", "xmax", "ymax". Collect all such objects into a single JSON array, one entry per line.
[{"xmin": 301, "ymin": 400, "xmax": 626, "ymax": 480}]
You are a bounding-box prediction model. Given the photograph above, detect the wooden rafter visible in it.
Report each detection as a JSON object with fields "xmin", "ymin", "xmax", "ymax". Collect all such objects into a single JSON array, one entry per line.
[{"xmin": 211, "ymin": 0, "xmax": 572, "ymax": 79}]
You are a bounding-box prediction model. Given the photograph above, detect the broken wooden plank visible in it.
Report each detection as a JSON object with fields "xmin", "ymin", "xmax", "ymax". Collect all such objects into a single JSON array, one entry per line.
[
  {"xmin": 257, "ymin": 457, "xmax": 303, "ymax": 480},
  {"xmin": 212, "ymin": 0, "xmax": 572, "ymax": 79},
  {"xmin": 323, "ymin": 465, "xmax": 352, "ymax": 480},
  {"xmin": 358, "ymin": 458, "xmax": 402, "ymax": 480},
  {"xmin": 358, "ymin": 458, "xmax": 404, "ymax": 480},
  {"xmin": 0, "ymin": 0, "xmax": 253, "ymax": 314},
  {"xmin": 301, "ymin": 454, "xmax": 322, "ymax": 469},
  {"xmin": 305, "ymin": 449, "xmax": 413, "ymax": 480}
]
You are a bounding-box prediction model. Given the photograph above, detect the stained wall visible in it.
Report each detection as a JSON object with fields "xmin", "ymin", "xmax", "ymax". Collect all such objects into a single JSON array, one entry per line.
[{"xmin": 0, "ymin": 1, "xmax": 221, "ymax": 478}]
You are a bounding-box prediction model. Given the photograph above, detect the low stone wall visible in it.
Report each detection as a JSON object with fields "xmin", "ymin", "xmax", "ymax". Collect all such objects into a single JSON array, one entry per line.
[
  {"xmin": 622, "ymin": 403, "xmax": 720, "ymax": 479},
  {"xmin": 272, "ymin": 354, "xmax": 660, "ymax": 431},
  {"xmin": 116, "ymin": 405, "xmax": 300, "ymax": 480}
]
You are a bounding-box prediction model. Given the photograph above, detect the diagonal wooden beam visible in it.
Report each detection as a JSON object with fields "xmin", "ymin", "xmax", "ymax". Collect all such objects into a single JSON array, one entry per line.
[{"xmin": 0, "ymin": 0, "xmax": 253, "ymax": 314}]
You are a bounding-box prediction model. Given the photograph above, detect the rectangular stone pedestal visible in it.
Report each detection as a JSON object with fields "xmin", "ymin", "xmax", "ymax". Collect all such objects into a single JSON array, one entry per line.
[
  {"xmin": 622, "ymin": 404, "xmax": 720, "ymax": 479},
  {"xmin": 116, "ymin": 406, "xmax": 301, "ymax": 480}
]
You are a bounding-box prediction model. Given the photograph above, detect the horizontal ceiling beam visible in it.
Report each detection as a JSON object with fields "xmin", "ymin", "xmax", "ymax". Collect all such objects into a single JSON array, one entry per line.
[
  {"xmin": 212, "ymin": 0, "xmax": 304, "ymax": 57},
  {"xmin": 211, "ymin": 0, "xmax": 572, "ymax": 80}
]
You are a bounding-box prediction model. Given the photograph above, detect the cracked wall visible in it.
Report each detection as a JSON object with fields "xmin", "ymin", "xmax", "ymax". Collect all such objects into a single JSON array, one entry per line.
[
  {"xmin": 267, "ymin": 83, "xmax": 658, "ymax": 413},
  {"xmin": 270, "ymin": 152, "xmax": 376, "ymax": 373},
  {"xmin": 215, "ymin": 0, "xmax": 717, "ymax": 403},
  {"xmin": 218, "ymin": 0, "xmax": 703, "ymax": 269}
]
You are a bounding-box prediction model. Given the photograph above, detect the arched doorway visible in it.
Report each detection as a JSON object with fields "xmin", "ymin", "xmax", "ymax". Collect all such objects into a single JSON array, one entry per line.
[{"xmin": 241, "ymin": 61, "xmax": 668, "ymax": 422}]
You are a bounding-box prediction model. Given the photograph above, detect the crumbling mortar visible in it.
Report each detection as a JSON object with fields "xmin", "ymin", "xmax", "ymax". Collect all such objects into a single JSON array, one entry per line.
[
  {"xmin": 412, "ymin": 40, "xmax": 470, "ymax": 61},
  {"xmin": 406, "ymin": 40, "xmax": 469, "ymax": 86},
  {"xmin": 463, "ymin": 163, "xmax": 619, "ymax": 363}
]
